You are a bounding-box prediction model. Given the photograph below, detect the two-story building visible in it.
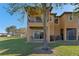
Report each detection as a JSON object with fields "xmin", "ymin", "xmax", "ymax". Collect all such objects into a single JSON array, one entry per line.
[{"xmin": 27, "ymin": 7, "xmax": 79, "ymax": 43}]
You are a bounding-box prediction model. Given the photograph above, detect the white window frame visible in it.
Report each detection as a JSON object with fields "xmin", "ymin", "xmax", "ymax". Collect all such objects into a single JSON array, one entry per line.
[{"xmin": 32, "ymin": 30, "xmax": 43, "ymax": 40}]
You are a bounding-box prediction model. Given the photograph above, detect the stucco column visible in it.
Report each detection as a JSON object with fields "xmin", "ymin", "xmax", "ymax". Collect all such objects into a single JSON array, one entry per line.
[
  {"xmin": 47, "ymin": 25, "xmax": 50, "ymax": 43},
  {"xmin": 47, "ymin": 33, "xmax": 50, "ymax": 43},
  {"xmin": 76, "ymin": 28, "xmax": 78, "ymax": 40},
  {"xmin": 64, "ymin": 29, "xmax": 66, "ymax": 41}
]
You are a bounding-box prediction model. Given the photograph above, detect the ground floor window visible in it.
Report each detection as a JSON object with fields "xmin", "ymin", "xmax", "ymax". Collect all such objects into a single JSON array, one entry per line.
[{"xmin": 33, "ymin": 31, "xmax": 44, "ymax": 39}]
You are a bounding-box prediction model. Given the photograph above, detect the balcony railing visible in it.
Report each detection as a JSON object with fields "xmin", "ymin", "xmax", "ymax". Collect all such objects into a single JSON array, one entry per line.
[
  {"xmin": 28, "ymin": 20, "xmax": 42, "ymax": 23},
  {"xmin": 28, "ymin": 16, "xmax": 43, "ymax": 23},
  {"xmin": 29, "ymin": 21, "xmax": 42, "ymax": 23}
]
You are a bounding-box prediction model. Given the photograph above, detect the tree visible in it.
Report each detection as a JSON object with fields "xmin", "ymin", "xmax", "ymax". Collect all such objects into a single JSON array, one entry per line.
[
  {"xmin": 9, "ymin": 25, "xmax": 16, "ymax": 35},
  {"xmin": 6, "ymin": 27, "xmax": 10, "ymax": 34},
  {"xmin": 5, "ymin": 25, "xmax": 16, "ymax": 35},
  {"xmin": 72, "ymin": 3, "xmax": 79, "ymax": 16}
]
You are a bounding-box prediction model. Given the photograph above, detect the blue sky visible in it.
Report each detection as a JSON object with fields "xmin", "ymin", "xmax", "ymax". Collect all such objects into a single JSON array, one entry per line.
[
  {"xmin": 0, "ymin": 3, "xmax": 74, "ymax": 33},
  {"xmin": 0, "ymin": 3, "xmax": 27, "ymax": 33}
]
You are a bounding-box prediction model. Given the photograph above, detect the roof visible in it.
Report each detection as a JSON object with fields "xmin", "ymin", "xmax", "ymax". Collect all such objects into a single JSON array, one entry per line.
[
  {"xmin": 59, "ymin": 12, "xmax": 73, "ymax": 17},
  {"xmin": 50, "ymin": 13, "xmax": 57, "ymax": 15},
  {"xmin": 51, "ymin": 11, "xmax": 73, "ymax": 17}
]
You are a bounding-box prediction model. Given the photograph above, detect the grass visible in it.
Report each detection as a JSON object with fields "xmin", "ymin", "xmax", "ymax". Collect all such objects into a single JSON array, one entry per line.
[
  {"xmin": 0, "ymin": 37, "xmax": 43, "ymax": 56},
  {"xmin": 0, "ymin": 37, "xmax": 79, "ymax": 56}
]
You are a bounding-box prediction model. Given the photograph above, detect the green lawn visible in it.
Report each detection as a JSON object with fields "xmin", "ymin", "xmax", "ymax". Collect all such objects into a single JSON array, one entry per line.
[{"xmin": 0, "ymin": 37, "xmax": 79, "ymax": 56}]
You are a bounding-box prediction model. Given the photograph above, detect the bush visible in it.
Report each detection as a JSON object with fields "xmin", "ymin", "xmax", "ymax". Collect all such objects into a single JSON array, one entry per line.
[{"xmin": 0, "ymin": 35, "xmax": 7, "ymax": 37}]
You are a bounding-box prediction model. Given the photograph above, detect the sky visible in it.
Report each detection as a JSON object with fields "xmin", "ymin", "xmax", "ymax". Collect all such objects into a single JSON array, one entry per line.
[
  {"xmin": 0, "ymin": 3, "xmax": 27, "ymax": 33},
  {"xmin": 0, "ymin": 3, "xmax": 74, "ymax": 33}
]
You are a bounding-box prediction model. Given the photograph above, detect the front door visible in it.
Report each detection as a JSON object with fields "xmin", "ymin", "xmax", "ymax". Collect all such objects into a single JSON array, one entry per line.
[{"xmin": 67, "ymin": 28, "xmax": 76, "ymax": 40}]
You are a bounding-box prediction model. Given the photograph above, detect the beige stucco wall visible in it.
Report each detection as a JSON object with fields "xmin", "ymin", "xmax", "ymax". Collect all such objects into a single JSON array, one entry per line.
[
  {"xmin": 27, "ymin": 12, "xmax": 79, "ymax": 42},
  {"xmin": 60, "ymin": 13, "xmax": 78, "ymax": 40}
]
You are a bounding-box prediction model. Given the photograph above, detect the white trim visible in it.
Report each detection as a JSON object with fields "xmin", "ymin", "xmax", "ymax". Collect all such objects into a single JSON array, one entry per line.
[{"xmin": 32, "ymin": 30, "xmax": 44, "ymax": 40}]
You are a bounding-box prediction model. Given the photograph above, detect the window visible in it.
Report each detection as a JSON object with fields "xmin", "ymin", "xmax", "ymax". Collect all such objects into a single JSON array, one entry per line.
[
  {"xmin": 33, "ymin": 31, "xmax": 44, "ymax": 39},
  {"xmin": 68, "ymin": 15, "xmax": 73, "ymax": 21},
  {"xmin": 29, "ymin": 17, "xmax": 35, "ymax": 22},
  {"xmin": 40, "ymin": 32, "xmax": 44, "ymax": 39},
  {"xmin": 54, "ymin": 18, "xmax": 58, "ymax": 24},
  {"xmin": 50, "ymin": 17, "xmax": 52, "ymax": 21},
  {"xmin": 34, "ymin": 32, "xmax": 40, "ymax": 39},
  {"xmin": 36, "ymin": 17, "xmax": 42, "ymax": 22}
]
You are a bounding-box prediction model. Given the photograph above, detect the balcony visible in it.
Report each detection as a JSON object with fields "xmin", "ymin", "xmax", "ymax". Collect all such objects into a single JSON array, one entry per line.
[
  {"xmin": 29, "ymin": 22, "xmax": 43, "ymax": 27},
  {"xmin": 28, "ymin": 17, "xmax": 43, "ymax": 27}
]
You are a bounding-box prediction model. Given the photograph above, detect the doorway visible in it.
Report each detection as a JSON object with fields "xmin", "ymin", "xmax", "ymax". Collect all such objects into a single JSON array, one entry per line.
[
  {"xmin": 60, "ymin": 29, "xmax": 64, "ymax": 40},
  {"xmin": 67, "ymin": 28, "xmax": 76, "ymax": 40}
]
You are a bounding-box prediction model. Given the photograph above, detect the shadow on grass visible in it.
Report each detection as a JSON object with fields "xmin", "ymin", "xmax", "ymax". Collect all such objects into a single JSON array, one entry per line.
[
  {"xmin": 0, "ymin": 38, "xmax": 79, "ymax": 56},
  {"xmin": 49, "ymin": 40, "xmax": 79, "ymax": 48}
]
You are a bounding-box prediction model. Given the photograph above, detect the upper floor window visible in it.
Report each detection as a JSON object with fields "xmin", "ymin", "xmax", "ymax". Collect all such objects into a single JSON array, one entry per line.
[
  {"xmin": 33, "ymin": 31, "xmax": 44, "ymax": 39},
  {"xmin": 28, "ymin": 17, "xmax": 42, "ymax": 23},
  {"xmin": 36, "ymin": 17, "xmax": 42, "ymax": 22},
  {"xmin": 54, "ymin": 17, "xmax": 58, "ymax": 24},
  {"xmin": 68, "ymin": 15, "xmax": 73, "ymax": 21},
  {"xmin": 28, "ymin": 17, "xmax": 35, "ymax": 22},
  {"xmin": 50, "ymin": 17, "xmax": 52, "ymax": 21}
]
